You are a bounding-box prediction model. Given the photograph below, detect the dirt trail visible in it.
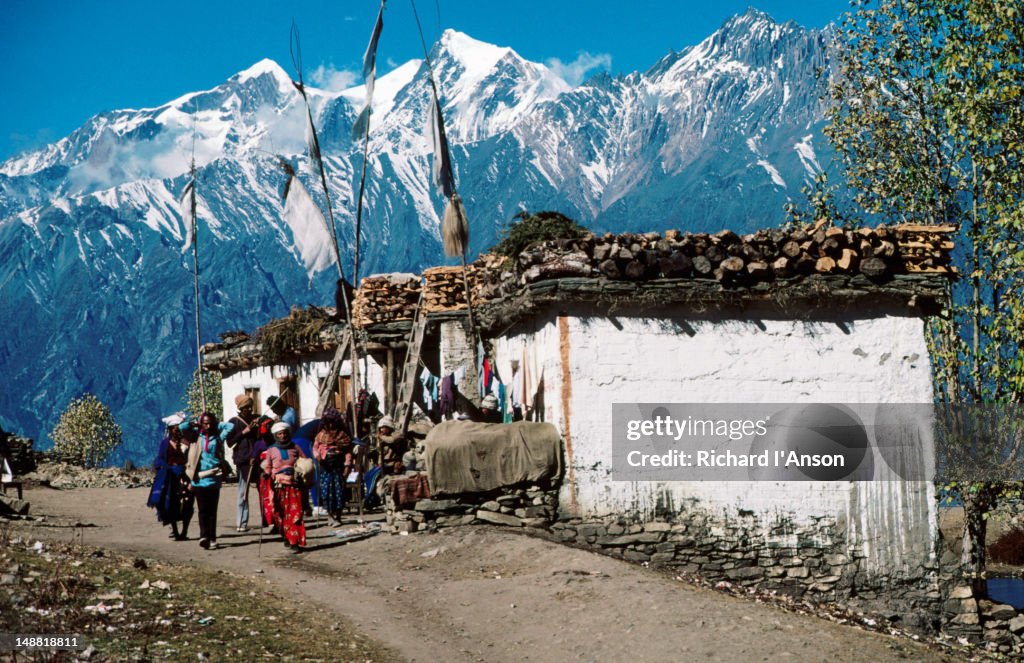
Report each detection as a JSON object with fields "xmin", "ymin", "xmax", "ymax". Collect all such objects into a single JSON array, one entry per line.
[{"xmin": 15, "ymin": 486, "xmax": 957, "ymax": 663}]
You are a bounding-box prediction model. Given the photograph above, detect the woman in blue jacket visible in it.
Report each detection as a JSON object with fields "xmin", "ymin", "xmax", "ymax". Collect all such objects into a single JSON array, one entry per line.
[{"xmin": 184, "ymin": 412, "xmax": 234, "ymax": 550}]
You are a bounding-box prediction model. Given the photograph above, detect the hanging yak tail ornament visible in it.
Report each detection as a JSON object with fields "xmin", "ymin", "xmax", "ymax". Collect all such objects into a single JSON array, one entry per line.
[{"xmin": 442, "ymin": 193, "xmax": 469, "ymax": 257}]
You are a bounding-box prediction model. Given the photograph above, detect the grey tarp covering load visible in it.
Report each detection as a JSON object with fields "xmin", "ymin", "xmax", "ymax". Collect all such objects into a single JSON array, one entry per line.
[{"xmin": 423, "ymin": 421, "xmax": 562, "ymax": 496}]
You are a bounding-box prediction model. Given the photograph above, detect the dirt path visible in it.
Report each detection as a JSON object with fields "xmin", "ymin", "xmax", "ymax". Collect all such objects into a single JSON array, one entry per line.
[{"xmin": 15, "ymin": 485, "xmax": 957, "ymax": 663}]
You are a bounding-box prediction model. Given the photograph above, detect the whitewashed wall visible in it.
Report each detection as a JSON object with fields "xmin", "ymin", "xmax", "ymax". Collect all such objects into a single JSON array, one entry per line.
[
  {"xmin": 219, "ymin": 353, "xmax": 384, "ymax": 427},
  {"xmin": 493, "ymin": 313, "xmax": 937, "ymax": 577}
]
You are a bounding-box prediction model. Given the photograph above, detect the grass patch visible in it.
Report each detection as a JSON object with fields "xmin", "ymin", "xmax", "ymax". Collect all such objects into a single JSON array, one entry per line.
[{"xmin": 0, "ymin": 524, "xmax": 401, "ymax": 662}]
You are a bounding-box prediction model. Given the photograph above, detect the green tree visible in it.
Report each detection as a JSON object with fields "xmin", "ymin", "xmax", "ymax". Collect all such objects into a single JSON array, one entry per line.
[
  {"xmin": 50, "ymin": 394, "xmax": 122, "ymax": 468},
  {"xmin": 185, "ymin": 369, "xmax": 223, "ymax": 422},
  {"xmin": 821, "ymin": 0, "xmax": 1024, "ymax": 578},
  {"xmin": 490, "ymin": 210, "xmax": 588, "ymax": 258}
]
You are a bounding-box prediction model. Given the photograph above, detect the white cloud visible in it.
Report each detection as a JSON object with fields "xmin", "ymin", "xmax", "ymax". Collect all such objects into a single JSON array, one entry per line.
[
  {"xmin": 545, "ymin": 51, "xmax": 612, "ymax": 87},
  {"xmin": 254, "ymin": 103, "xmax": 308, "ymax": 156},
  {"xmin": 309, "ymin": 64, "xmax": 359, "ymax": 92}
]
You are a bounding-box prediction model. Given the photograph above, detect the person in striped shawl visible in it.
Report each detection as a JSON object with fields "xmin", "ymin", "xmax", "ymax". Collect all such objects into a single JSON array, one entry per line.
[
  {"xmin": 261, "ymin": 422, "xmax": 307, "ymax": 552},
  {"xmin": 313, "ymin": 406, "xmax": 354, "ymax": 526}
]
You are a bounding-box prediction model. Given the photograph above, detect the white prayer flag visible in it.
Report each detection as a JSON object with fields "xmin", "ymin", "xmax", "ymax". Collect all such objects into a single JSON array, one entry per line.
[
  {"xmin": 282, "ymin": 175, "xmax": 335, "ymax": 274},
  {"xmin": 179, "ymin": 179, "xmax": 196, "ymax": 254}
]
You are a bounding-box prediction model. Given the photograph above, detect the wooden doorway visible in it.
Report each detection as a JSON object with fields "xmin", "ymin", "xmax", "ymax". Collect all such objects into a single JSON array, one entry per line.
[
  {"xmin": 278, "ymin": 377, "xmax": 300, "ymax": 422},
  {"xmin": 244, "ymin": 387, "xmax": 262, "ymax": 416},
  {"xmin": 319, "ymin": 375, "xmax": 353, "ymax": 414}
]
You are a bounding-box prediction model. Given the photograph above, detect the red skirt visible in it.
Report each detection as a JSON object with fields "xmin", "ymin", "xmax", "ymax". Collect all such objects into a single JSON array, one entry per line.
[
  {"xmin": 272, "ymin": 484, "xmax": 306, "ymax": 547},
  {"xmin": 260, "ymin": 475, "xmax": 275, "ymax": 526}
]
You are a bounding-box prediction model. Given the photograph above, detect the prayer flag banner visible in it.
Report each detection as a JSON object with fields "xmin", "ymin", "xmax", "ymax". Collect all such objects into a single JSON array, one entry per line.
[
  {"xmin": 179, "ymin": 180, "xmax": 195, "ymax": 254},
  {"xmin": 353, "ymin": 0, "xmax": 386, "ymax": 139},
  {"xmin": 282, "ymin": 175, "xmax": 335, "ymax": 274}
]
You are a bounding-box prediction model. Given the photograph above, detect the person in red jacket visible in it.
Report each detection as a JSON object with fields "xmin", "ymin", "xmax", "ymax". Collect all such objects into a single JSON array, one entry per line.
[{"xmin": 260, "ymin": 422, "xmax": 307, "ymax": 552}]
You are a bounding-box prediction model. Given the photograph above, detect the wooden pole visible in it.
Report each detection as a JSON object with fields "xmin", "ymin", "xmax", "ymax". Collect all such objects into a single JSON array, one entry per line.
[
  {"xmin": 189, "ymin": 159, "xmax": 206, "ymax": 415},
  {"xmin": 410, "ymin": 0, "xmax": 479, "ymax": 363}
]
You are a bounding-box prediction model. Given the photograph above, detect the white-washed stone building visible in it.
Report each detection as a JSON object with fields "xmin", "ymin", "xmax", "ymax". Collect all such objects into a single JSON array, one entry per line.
[{"xmin": 205, "ymin": 223, "xmax": 959, "ymax": 631}]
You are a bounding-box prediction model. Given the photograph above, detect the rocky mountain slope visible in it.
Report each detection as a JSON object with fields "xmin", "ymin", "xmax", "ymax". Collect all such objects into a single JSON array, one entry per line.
[{"xmin": 0, "ymin": 9, "xmax": 832, "ymax": 462}]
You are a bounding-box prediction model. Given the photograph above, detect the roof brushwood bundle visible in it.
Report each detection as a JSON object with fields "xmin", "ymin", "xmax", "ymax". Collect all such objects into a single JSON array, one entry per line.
[{"xmin": 255, "ymin": 306, "xmax": 332, "ymax": 363}]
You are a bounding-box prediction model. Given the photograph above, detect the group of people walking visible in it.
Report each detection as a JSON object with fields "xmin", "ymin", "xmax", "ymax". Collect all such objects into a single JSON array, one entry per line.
[
  {"xmin": 146, "ymin": 395, "xmax": 306, "ymax": 551},
  {"xmin": 146, "ymin": 393, "xmax": 391, "ymax": 554},
  {"xmin": 146, "ymin": 409, "xmax": 241, "ymax": 550}
]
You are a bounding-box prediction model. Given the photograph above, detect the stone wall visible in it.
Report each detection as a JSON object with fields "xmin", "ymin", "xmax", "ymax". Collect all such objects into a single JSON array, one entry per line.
[
  {"xmin": 971, "ymin": 597, "xmax": 1024, "ymax": 656},
  {"xmin": 547, "ymin": 507, "xmax": 942, "ymax": 633},
  {"xmin": 928, "ymin": 504, "xmax": 1024, "ymax": 655},
  {"xmin": 385, "ymin": 476, "xmax": 947, "ymax": 633},
  {"xmin": 384, "ymin": 476, "xmax": 559, "ymax": 533},
  {"xmin": 384, "ymin": 473, "xmax": 1024, "ymax": 655},
  {"xmin": 937, "ymin": 576, "xmax": 1024, "ymax": 656},
  {"xmin": 438, "ymin": 320, "xmax": 480, "ymax": 409}
]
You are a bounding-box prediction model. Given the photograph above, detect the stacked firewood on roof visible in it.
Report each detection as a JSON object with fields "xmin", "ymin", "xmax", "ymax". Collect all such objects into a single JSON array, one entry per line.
[
  {"xmin": 467, "ymin": 222, "xmax": 957, "ymax": 300},
  {"xmin": 351, "ymin": 273, "xmax": 422, "ymax": 326},
  {"xmin": 419, "ymin": 261, "xmax": 482, "ymax": 312},
  {"xmin": 892, "ymin": 224, "xmax": 956, "ymax": 274}
]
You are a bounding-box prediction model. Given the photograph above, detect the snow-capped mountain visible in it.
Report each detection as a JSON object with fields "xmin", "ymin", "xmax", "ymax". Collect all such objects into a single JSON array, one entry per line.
[{"xmin": 0, "ymin": 9, "xmax": 833, "ymax": 463}]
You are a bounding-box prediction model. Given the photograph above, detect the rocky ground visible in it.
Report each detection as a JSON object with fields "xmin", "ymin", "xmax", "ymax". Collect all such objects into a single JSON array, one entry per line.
[
  {"xmin": 0, "ymin": 531, "xmax": 399, "ymax": 662},
  {"xmin": 1, "ymin": 485, "xmax": 985, "ymax": 662},
  {"xmin": 20, "ymin": 462, "xmax": 152, "ymax": 490}
]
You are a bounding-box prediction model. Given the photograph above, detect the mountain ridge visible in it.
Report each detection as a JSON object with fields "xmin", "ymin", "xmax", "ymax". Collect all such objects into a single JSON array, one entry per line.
[{"xmin": 0, "ymin": 12, "xmax": 834, "ymax": 463}]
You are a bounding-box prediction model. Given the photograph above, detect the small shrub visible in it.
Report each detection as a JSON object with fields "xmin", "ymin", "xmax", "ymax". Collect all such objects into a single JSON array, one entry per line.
[
  {"xmin": 185, "ymin": 368, "xmax": 222, "ymax": 421},
  {"xmin": 490, "ymin": 210, "xmax": 587, "ymax": 258},
  {"xmin": 989, "ymin": 526, "xmax": 1024, "ymax": 566},
  {"xmin": 49, "ymin": 394, "xmax": 122, "ymax": 468}
]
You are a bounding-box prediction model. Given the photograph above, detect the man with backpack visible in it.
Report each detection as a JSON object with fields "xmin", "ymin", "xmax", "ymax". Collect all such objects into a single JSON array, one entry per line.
[{"xmin": 225, "ymin": 394, "xmax": 260, "ymax": 532}]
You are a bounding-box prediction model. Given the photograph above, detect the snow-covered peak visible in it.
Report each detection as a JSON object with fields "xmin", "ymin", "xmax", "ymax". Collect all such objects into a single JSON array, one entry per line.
[
  {"xmin": 435, "ymin": 29, "xmax": 515, "ymax": 78},
  {"xmin": 231, "ymin": 58, "xmax": 296, "ymax": 98},
  {"xmin": 426, "ymin": 29, "xmax": 570, "ymax": 142},
  {"xmin": 340, "ymin": 59, "xmax": 421, "ymax": 120},
  {"xmin": 724, "ymin": 7, "xmax": 780, "ymax": 29},
  {"xmin": 236, "ymin": 58, "xmax": 290, "ymax": 82},
  {"xmin": 646, "ymin": 6, "xmax": 814, "ymax": 86},
  {"xmin": 361, "ymin": 28, "xmax": 571, "ymax": 149},
  {"xmin": 0, "ymin": 57, "xmax": 306, "ymax": 186},
  {"xmin": 715, "ymin": 6, "xmax": 797, "ymax": 45}
]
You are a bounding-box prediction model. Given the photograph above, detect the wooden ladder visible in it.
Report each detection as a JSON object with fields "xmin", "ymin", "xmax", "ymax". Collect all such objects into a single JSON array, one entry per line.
[
  {"xmin": 316, "ymin": 326, "xmax": 353, "ymax": 417},
  {"xmin": 393, "ymin": 297, "xmax": 429, "ymax": 435}
]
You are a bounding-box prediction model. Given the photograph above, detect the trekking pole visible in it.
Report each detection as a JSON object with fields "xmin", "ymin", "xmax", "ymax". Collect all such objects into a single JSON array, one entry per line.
[{"xmin": 357, "ymin": 443, "xmax": 365, "ymax": 524}]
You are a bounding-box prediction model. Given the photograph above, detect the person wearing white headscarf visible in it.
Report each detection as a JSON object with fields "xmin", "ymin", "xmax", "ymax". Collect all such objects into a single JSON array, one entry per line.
[
  {"xmin": 260, "ymin": 422, "xmax": 307, "ymax": 552},
  {"xmin": 146, "ymin": 412, "xmax": 194, "ymax": 541}
]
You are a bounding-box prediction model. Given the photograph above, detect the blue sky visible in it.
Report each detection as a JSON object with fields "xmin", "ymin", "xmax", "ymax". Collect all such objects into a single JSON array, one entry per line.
[{"xmin": 1, "ymin": 0, "xmax": 851, "ymax": 162}]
